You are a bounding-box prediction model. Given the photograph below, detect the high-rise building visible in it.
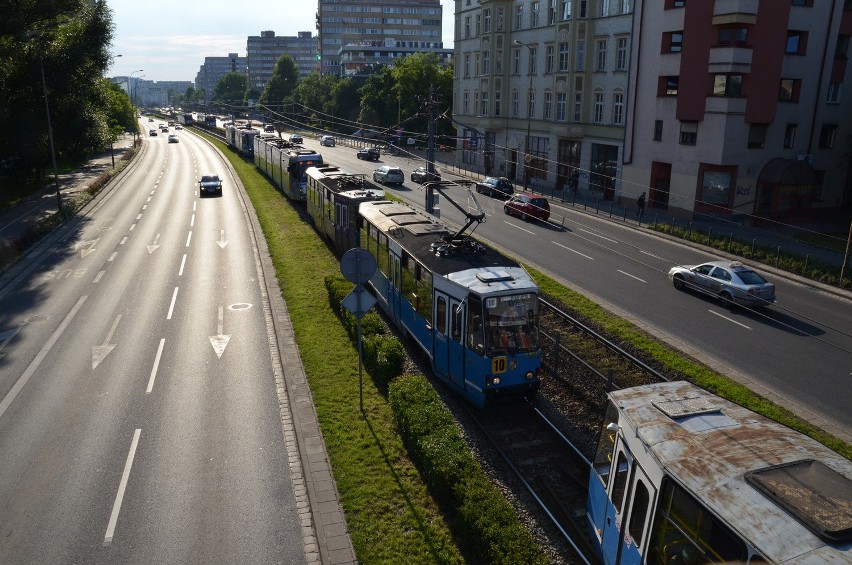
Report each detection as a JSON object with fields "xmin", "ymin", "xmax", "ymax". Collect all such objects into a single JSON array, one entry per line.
[
  {"xmin": 624, "ymin": 0, "xmax": 852, "ymax": 219},
  {"xmin": 246, "ymin": 31, "xmax": 318, "ymax": 92},
  {"xmin": 195, "ymin": 53, "xmax": 247, "ymax": 102},
  {"xmin": 454, "ymin": 0, "xmax": 633, "ymax": 193},
  {"xmin": 318, "ymin": 0, "xmax": 446, "ymax": 76}
]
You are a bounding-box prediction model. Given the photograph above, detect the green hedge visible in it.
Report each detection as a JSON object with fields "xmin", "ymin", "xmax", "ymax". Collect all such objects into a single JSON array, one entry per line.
[{"xmin": 389, "ymin": 376, "xmax": 548, "ymax": 565}]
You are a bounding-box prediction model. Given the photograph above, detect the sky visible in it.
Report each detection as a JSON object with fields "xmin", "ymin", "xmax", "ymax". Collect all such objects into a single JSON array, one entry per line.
[{"xmin": 107, "ymin": 0, "xmax": 456, "ymax": 82}]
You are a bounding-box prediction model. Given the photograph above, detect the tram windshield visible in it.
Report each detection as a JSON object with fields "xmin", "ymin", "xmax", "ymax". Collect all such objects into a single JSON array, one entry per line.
[{"xmin": 483, "ymin": 293, "xmax": 539, "ymax": 354}]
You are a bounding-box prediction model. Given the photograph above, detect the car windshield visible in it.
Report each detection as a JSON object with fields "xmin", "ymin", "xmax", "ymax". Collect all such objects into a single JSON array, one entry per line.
[
  {"xmin": 201, "ymin": 175, "xmax": 218, "ymax": 182},
  {"xmin": 737, "ymin": 270, "xmax": 767, "ymax": 285},
  {"xmin": 483, "ymin": 293, "xmax": 539, "ymax": 354}
]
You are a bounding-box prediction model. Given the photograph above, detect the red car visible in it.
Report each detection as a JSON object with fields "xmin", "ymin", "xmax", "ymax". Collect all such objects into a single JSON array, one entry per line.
[{"xmin": 503, "ymin": 194, "xmax": 550, "ymax": 221}]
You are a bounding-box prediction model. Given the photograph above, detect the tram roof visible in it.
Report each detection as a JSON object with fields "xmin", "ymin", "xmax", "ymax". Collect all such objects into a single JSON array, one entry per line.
[
  {"xmin": 359, "ymin": 201, "xmax": 526, "ymax": 280},
  {"xmin": 610, "ymin": 381, "xmax": 852, "ymax": 563}
]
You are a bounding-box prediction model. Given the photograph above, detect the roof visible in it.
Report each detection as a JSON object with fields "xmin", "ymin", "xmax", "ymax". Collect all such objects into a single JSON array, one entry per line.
[{"xmin": 610, "ymin": 382, "xmax": 852, "ymax": 563}]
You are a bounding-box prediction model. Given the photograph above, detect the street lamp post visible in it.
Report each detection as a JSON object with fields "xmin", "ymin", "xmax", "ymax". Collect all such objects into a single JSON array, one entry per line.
[
  {"xmin": 127, "ymin": 70, "xmax": 143, "ymax": 145},
  {"xmin": 514, "ymin": 40, "xmax": 535, "ymax": 192}
]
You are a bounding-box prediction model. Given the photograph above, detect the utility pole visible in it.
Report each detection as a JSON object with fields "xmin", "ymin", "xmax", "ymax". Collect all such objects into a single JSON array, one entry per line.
[{"xmin": 426, "ymin": 84, "xmax": 439, "ymax": 216}]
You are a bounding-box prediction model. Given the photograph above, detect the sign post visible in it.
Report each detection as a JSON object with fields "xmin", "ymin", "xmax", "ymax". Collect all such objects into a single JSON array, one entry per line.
[{"xmin": 340, "ymin": 248, "xmax": 378, "ymax": 412}]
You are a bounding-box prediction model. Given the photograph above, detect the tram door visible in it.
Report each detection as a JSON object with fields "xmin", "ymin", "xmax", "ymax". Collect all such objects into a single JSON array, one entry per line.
[
  {"xmin": 433, "ymin": 294, "xmax": 451, "ymax": 380},
  {"xmin": 447, "ymin": 299, "xmax": 465, "ymax": 386},
  {"xmin": 601, "ymin": 440, "xmax": 655, "ymax": 565}
]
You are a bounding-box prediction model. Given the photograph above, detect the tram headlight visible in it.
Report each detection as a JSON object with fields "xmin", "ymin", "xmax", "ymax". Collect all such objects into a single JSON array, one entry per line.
[
  {"xmin": 525, "ymin": 371, "xmax": 535, "ymax": 381},
  {"xmin": 487, "ymin": 375, "xmax": 501, "ymax": 386}
]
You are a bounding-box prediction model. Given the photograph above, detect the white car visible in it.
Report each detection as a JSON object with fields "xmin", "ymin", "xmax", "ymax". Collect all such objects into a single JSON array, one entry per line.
[
  {"xmin": 320, "ymin": 135, "xmax": 335, "ymax": 147},
  {"xmin": 168, "ymin": 134, "xmax": 179, "ymax": 143},
  {"xmin": 668, "ymin": 260, "xmax": 776, "ymax": 308},
  {"xmin": 372, "ymin": 165, "xmax": 404, "ymax": 185}
]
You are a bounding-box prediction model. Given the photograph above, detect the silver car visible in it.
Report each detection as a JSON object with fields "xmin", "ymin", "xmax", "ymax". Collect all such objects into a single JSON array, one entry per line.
[
  {"xmin": 668, "ymin": 260, "xmax": 776, "ymax": 308},
  {"xmin": 372, "ymin": 165, "xmax": 404, "ymax": 185}
]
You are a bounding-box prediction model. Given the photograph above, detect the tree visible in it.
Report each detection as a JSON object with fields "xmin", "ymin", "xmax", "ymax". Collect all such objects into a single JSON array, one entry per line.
[
  {"xmin": 213, "ymin": 72, "xmax": 248, "ymax": 107},
  {"xmin": 259, "ymin": 54, "xmax": 299, "ymax": 106},
  {"xmin": 104, "ymin": 79, "xmax": 136, "ymax": 134},
  {"xmin": 0, "ymin": 0, "xmax": 115, "ymax": 169}
]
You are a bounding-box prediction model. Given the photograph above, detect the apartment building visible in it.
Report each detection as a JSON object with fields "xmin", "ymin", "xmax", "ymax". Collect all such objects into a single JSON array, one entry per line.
[
  {"xmin": 247, "ymin": 31, "xmax": 318, "ymax": 92},
  {"xmin": 454, "ymin": 0, "xmax": 633, "ymax": 195},
  {"xmin": 195, "ymin": 53, "xmax": 247, "ymax": 102},
  {"xmin": 318, "ymin": 0, "xmax": 445, "ymax": 76},
  {"xmin": 624, "ymin": 0, "xmax": 852, "ymax": 220}
]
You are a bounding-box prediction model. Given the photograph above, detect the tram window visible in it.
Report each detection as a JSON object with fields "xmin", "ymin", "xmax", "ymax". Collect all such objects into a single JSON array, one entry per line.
[
  {"xmin": 593, "ymin": 401, "xmax": 620, "ymax": 483},
  {"xmin": 648, "ymin": 479, "xmax": 748, "ymax": 564},
  {"xmin": 451, "ymin": 302, "xmax": 463, "ymax": 343},
  {"xmin": 401, "ymin": 255, "xmax": 416, "ymax": 306},
  {"xmin": 436, "ymin": 297, "xmax": 447, "ymax": 334},
  {"xmin": 610, "ymin": 451, "xmax": 630, "ymax": 514},
  {"xmin": 467, "ymin": 296, "xmax": 484, "ymax": 354},
  {"xmin": 378, "ymin": 234, "xmax": 388, "ymax": 276},
  {"xmin": 417, "ymin": 268, "xmax": 433, "ymax": 323},
  {"xmin": 628, "ymin": 479, "xmax": 650, "ymax": 548}
]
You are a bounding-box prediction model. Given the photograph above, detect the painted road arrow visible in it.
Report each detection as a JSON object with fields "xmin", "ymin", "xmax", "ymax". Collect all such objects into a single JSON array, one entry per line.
[
  {"xmin": 216, "ymin": 229, "xmax": 229, "ymax": 249},
  {"xmin": 146, "ymin": 233, "xmax": 161, "ymax": 254},
  {"xmin": 75, "ymin": 238, "xmax": 100, "ymax": 258},
  {"xmin": 92, "ymin": 314, "xmax": 121, "ymax": 369},
  {"xmin": 208, "ymin": 306, "xmax": 231, "ymax": 358}
]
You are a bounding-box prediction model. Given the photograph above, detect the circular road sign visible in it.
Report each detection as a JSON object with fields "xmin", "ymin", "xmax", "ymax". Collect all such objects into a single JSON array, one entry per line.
[{"xmin": 341, "ymin": 247, "xmax": 377, "ymax": 285}]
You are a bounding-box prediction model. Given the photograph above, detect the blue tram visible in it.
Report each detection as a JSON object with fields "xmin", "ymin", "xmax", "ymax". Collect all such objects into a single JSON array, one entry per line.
[
  {"xmin": 357, "ymin": 200, "xmax": 541, "ymax": 407},
  {"xmin": 225, "ymin": 124, "xmax": 258, "ymax": 157},
  {"xmin": 254, "ymin": 135, "xmax": 322, "ymax": 201},
  {"xmin": 588, "ymin": 381, "xmax": 852, "ymax": 564},
  {"xmin": 306, "ymin": 165, "xmax": 384, "ymax": 256}
]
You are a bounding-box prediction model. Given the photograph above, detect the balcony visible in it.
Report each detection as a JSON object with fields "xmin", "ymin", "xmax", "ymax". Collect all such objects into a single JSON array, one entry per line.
[
  {"xmin": 713, "ymin": 0, "xmax": 758, "ymax": 25},
  {"xmin": 705, "ymin": 95, "xmax": 747, "ymax": 115},
  {"xmin": 708, "ymin": 46, "xmax": 753, "ymax": 73}
]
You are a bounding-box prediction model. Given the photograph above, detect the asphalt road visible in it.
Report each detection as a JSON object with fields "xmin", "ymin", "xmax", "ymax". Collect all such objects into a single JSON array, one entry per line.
[
  {"xmin": 0, "ymin": 126, "xmax": 305, "ymax": 563},
  {"xmin": 310, "ymin": 138, "xmax": 852, "ymax": 443}
]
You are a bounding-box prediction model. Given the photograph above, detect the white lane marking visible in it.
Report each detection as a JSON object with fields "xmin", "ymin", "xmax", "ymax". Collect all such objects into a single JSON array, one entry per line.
[
  {"xmin": 573, "ymin": 227, "xmax": 618, "ymax": 243},
  {"xmin": 92, "ymin": 270, "xmax": 106, "ymax": 284},
  {"xmin": 129, "ymin": 223, "xmax": 136, "ymax": 231},
  {"xmin": 142, "ymin": 205, "xmax": 147, "ymax": 210},
  {"xmin": 185, "ymin": 231, "xmax": 192, "ymax": 247},
  {"xmin": 640, "ymin": 250, "xmax": 667, "ymax": 260},
  {"xmin": 217, "ymin": 229, "xmax": 228, "ymax": 249},
  {"xmin": 190, "ymin": 214, "xmax": 195, "ymax": 228},
  {"xmin": 504, "ymin": 221, "xmax": 535, "ymax": 235},
  {"xmin": 146, "ymin": 233, "xmax": 161, "ymax": 254},
  {"xmin": 167, "ymin": 287, "xmax": 179, "ymax": 320},
  {"xmin": 617, "ymin": 270, "xmax": 647, "ymax": 283},
  {"xmin": 103, "ymin": 428, "xmax": 141, "ymax": 546},
  {"xmin": 0, "ymin": 296, "xmax": 88, "ymax": 420},
  {"xmin": 150, "ymin": 190, "xmax": 154, "ymax": 195},
  {"xmin": 146, "ymin": 338, "xmax": 165, "ymax": 394},
  {"xmin": 708, "ymin": 309, "xmax": 752, "ymax": 330},
  {"xmin": 179, "ymin": 254, "xmax": 187, "ymax": 276},
  {"xmin": 552, "ymin": 241, "xmax": 595, "ymax": 260},
  {"xmin": 193, "ymin": 201, "xmax": 197, "ymax": 212},
  {"xmin": 92, "ymin": 314, "xmax": 121, "ymax": 369},
  {"xmin": 135, "ymin": 214, "xmax": 142, "ymax": 220},
  {"xmin": 108, "ymin": 252, "xmax": 118, "ymax": 262},
  {"xmin": 120, "ymin": 236, "xmax": 128, "ymax": 245}
]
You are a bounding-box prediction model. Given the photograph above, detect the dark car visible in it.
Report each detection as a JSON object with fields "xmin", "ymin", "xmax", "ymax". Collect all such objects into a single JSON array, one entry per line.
[
  {"xmin": 357, "ymin": 147, "xmax": 380, "ymax": 161},
  {"xmin": 410, "ymin": 166, "xmax": 441, "ymax": 184},
  {"xmin": 199, "ymin": 174, "xmax": 222, "ymax": 197},
  {"xmin": 475, "ymin": 176, "xmax": 514, "ymax": 199},
  {"xmin": 289, "ymin": 133, "xmax": 303, "ymax": 144},
  {"xmin": 504, "ymin": 194, "xmax": 550, "ymax": 222},
  {"xmin": 148, "ymin": 129, "xmax": 157, "ymax": 136},
  {"xmin": 264, "ymin": 124, "xmax": 275, "ymax": 132}
]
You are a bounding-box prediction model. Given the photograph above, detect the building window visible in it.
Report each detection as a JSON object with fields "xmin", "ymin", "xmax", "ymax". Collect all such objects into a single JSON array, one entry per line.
[
  {"xmin": 512, "ymin": 90, "xmax": 520, "ymax": 117},
  {"xmin": 544, "ymin": 91, "xmax": 553, "ymax": 119},
  {"xmin": 481, "ymin": 92, "xmax": 489, "ymax": 116},
  {"xmin": 515, "ymin": 4, "xmax": 524, "ymax": 29},
  {"xmin": 511, "ymin": 48, "xmax": 520, "ymax": 74},
  {"xmin": 495, "ymin": 49, "xmax": 503, "ymax": 74},
  {"xmin": 528, "ymin": 47, "xmax": 538, "ymax": 74},
  {"xmin": 653, "ymin": 120, "xmax": 663, "ymax": 141},
  {"xmin": 783, "ymin": 124, "xmax": 797, "ymax": 148},
  {"xmin": 484, "ymin": 9, "xmax": 492, "ymax": 32},
  {"xmin": 826, "ymin": 82, "xmax": 841, "ymax": 102},
  {"xmin": 779, "ymin": 78, "xmax": 801, "ymax": 101},
  {"xmin": 612, "ymin": 90, "xmax": 624, "ymax": 125},
  {"xmin": 573, "ymin": 90, "xmax": 583, "ymax": 122},
  {"xmin": 601, "ymin": 0, "xmax": 610, "ymax": 16},
  {"xmin": 528, "ymin": 89, "xmax": 536, "ymax": 118},
  {"xmin": 465, "ymin": 16, "xmax": 471, "ymax": 38},
  {"xmin": 713, "ymin": 74, "xmax": 743, "ymax": 96},
  {"xmin": 659, "ymin": 75, "xmax": 679, "ymax": 96},
  {"xmin": 556, "ymin": 92, "xmax": 567, "ymax": 121},
  {"xmin": 593, "ymin": 90, "xmax": 604, "ymax": 123},
  {"xmin": 748, "ymin": 124, "xmax": 767, "ymax": 148},
  {"xmin": 819, "ymin": 124, "xmax": 837, "ymax": 148},
  {"xmin": 532, "ymin": 1, "xmax": 540, "ymax": 26},
  {"xmin": 464, "ymin": 54, "xmax": 470, "ymax": 77},
  {"xmin": 482, "ymin": 51, "xmax": 490, "ymax": 74},
  {"xmin": 474, "ymin": 91, "xmax": 480, "ymax": 115},
  {"xmin": 667, "ymin": 0, "xmax": 685, "ymax": 7},
  {"xmin": 836, "ymin": 34, "xmax": 849, "ymax": 58},
  {"xmin": 718, "ymin": 27, "xmax": 748, "ymax": 46},
  {"xmin": 596, "ymin": 39, "xmax": 608, "ymax": 71},
  {"xmin": 664, "ymin": 31, "xmax": 683, "ymax": 53},
  {"xmin": 616, "ymin": 37, "xmax": 628, "ymax": 70},
  {"xmin": 562, "ymin": 0, "xmax": 572, "ymax": 19},
  {"xmin": 680, "ymin": 121, "xmax": 697, "ymax": 145},
  {"xmin": 495, "ymin": 91, "xmax": 502, "ymax": 116},
  {"xmin": 576, "ymin": 40, "xmax": 585, "ymax": 71},
  {"xmin": 545, "ymin": 45, "xmax": 555, "ymax": 72},
  {"xmin": 786, "ymin": 30, "xmax": 807, "ymax": 54},
  {"xmin": 791, "ymin": 0, "xmax": 810, "ymax": 5},
  {"xmin": 474, "ymin": 53, "xmax": 481, "ymax": 75},
  {"xmin": 549, "ymin": 0, "xmax": 557, "ymax": 24},
  {"xmin": 463, "ymin": 91, "xmax": 469, "ymax": 114},
  {"xmin": 558, "ymin": 42, "xmax": 570, "ymax": 71}
]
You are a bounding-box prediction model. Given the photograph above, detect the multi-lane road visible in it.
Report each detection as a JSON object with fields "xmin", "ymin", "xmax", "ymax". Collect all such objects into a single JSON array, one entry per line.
[
  {"xmin": 312, "ymin": 137, "xmax": 852, "ymax": 443},
  {"xmin": 0, "ymin": 124, "xmax": 305, "ymax": 563}
]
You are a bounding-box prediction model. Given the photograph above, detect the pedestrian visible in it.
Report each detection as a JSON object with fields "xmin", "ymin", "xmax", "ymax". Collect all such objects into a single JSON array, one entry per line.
[{"xmin": 637, "ymin": 192, "xmax": 646, "ymax": 220}]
